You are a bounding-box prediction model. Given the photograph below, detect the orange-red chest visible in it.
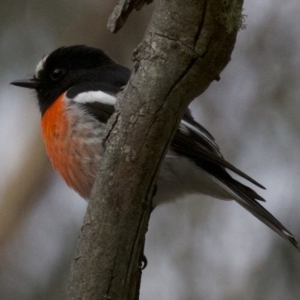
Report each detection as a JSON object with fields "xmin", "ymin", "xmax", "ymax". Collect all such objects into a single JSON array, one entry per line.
[{"xmin": 41, "ymin": 93, "xmax": 102, "ymax": 199}]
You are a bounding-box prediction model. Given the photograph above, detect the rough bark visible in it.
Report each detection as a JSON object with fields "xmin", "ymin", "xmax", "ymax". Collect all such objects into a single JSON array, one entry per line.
[
  {"xmin": 67, "ymin": 0, "xmax": 243, "ymax": 299},
  {"xmin": 108, "ymin": 0, "xmax": 153, "ymax": 33}
]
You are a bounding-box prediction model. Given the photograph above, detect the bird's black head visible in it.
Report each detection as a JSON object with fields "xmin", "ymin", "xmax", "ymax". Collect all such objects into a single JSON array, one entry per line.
[{"xmin": 11, "ymin": 45, "xmax": 130, "ymax": 115}]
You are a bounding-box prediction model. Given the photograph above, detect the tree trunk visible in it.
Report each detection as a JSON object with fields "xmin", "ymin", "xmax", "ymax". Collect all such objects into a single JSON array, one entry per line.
[{"xmin": 67, "ymin": 0, "xmax": 243, "ymax": 299}]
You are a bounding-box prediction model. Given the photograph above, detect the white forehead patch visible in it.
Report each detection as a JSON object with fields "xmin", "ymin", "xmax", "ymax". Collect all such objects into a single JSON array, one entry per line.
[
  {"xmin": 35, "ymin": 55, "xmax": 48, "ymax": 79},
  {"xmin": 71, "ymin": 91, "xmax": 116, "ymax": 105}
]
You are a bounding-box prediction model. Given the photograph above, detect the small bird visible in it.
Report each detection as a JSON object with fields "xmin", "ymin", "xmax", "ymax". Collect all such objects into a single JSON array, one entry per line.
[{"xmin": 11, "ymin": 45, "xmax": 299, "ymax": 250}]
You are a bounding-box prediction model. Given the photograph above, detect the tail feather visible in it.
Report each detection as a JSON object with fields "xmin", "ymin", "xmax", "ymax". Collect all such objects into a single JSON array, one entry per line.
[
  {"xmin": 234, "ymin": 180, "xmax": 266, "ymax": 202},
  {"xmin": 214, "ymin": 177, "xmax": 299, "ymax": 251}
]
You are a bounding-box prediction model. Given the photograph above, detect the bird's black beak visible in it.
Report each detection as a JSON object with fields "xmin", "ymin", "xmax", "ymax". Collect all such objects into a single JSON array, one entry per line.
[{"xmin": 10, "ymin": 78, "xmax": 39, "ymax": 89}]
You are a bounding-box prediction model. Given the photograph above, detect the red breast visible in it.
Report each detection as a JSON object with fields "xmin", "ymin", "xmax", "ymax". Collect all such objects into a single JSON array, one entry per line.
[{"xmin": 41, "ymin": 93, "xmax": 97, "ymax": 199}]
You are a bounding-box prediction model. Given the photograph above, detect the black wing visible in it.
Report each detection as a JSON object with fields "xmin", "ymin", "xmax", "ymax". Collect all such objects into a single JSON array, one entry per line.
[
  {"xmin": 179, "ymin": 111, "xmax": 265, "ymax": 189},
  {"xmin": 172, "ymin": 114, "xmax": 299, "ymax": 250},
  {"xmin": 67, "ymin": 82, "xmax": 120, "ymax": 123},
  {"xmin": 67, "ymin": 63, "xmax": 130, "ymax": 123}
]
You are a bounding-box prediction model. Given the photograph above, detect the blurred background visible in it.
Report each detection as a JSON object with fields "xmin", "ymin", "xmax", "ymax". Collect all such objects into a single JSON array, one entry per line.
[{"xmin": 1, "ymin": 0, "xmax": 300, "ymax": 299}]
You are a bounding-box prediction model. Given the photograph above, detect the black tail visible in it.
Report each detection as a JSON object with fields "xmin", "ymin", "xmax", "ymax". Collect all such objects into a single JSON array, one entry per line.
[{"xmin": 216, "ymin": 177, "xmax": 299, "ymax": 251}]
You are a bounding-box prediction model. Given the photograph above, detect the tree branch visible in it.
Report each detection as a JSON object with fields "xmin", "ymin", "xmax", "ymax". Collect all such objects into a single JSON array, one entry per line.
[
  {"xmin": 108, "ymin": 0, "xmax": 153, "ymax": 33},
  {"xmin": 67, "ymin": 0, "xmax": 243, "ymax": 299}
]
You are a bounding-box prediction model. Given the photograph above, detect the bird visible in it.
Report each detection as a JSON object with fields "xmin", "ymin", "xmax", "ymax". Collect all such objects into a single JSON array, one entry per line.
[{"xmin": 11, "ymin": 45, "xmax": 299, "ymax": 250}]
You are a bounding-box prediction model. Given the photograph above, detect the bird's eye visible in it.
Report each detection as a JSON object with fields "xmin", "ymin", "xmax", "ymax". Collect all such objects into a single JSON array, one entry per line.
[{"xmin": 50, "ymin": 68, "xmax": 66, "ymax": 81}]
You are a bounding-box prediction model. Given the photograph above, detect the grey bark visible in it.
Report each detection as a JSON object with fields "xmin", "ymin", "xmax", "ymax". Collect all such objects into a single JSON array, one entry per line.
[
  {"xmin": 108, "ymin": 0, "xmax": 153, "ymax": 33},
  {"xmin": 67, "ymin": 0, "xmax": 243, "ymax": 299}
]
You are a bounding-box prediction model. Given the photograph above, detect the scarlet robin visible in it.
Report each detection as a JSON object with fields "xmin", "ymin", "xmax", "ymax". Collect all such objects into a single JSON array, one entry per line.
[{"xmin": 11, "ymin": 45, "xmax": 299, "ymax": 250}]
